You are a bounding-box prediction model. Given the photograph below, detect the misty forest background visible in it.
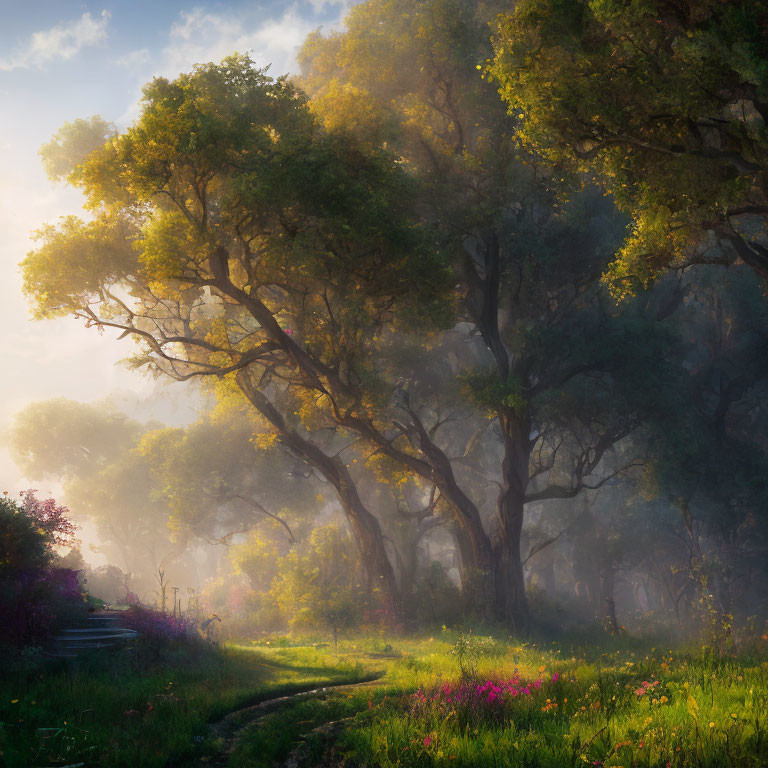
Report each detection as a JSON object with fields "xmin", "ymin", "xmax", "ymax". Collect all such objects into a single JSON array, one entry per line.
[{"xmin": 3, "ymin": 0, "xmax": 768, "ymax": 766}]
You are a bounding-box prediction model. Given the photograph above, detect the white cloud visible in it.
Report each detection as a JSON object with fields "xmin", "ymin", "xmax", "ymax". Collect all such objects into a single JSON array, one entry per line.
[
  {"xmin": 306, "ymin": 0, "xmax": 354, "ymax": 13},
  {"xmin": 115, "ymin": 48, "xmax": 151, "ymax": 71},
  {"xmin": 116, "ymin": 2, "xmax": 354, "ymax": 126},
  {"xmin": 161, "ymin": 5, "xmax": 318, "ymax": 79},
  {"xmin": 0, "ymin": 10, "xmax": 110, "ymax": 72}
]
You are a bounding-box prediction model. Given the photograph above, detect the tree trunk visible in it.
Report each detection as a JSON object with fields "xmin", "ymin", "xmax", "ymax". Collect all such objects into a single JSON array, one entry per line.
[
  {"xmin": 237, "ymin": 373, "xmax": 402, "ymax": 622},
  {"xmin": 493, "ymin": 407, "xmax": 531, "ymax": 633},
  {"xmin": 388, "ymin": 404, "xmax": 497, "ymax": 618},
  {"xmin": 452, "ymin": 522, "xmax": 476, "ymax": 584},
  {"xmin": 599, "ymin": 564, "xmax": 618, "ymax": 633},
  {"xmin": 528, "ymin": 547, "xmax": 556, "ymax": 593}
]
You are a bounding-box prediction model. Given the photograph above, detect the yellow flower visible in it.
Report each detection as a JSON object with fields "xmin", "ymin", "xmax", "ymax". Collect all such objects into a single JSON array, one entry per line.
[{"xmin": 709, "ymin": 722, "xmax": 715, "ymax": 728}]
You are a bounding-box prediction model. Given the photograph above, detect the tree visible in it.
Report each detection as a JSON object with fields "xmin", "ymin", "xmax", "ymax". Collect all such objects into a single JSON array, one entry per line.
[
  {"xmin": 642, "ymin": 266, "xmax": 768, "ymax": 622},
  {"xmin": 137, "ymin": 407, "xmax": 317, "ymax": 545},
  {"xmin": 490, "ymin": 0, "xmax": 768, "ymax": 294},
  {"xmin": 0, "ymin": 492, "xmax": 83, "ymax": 647},
  {"xmin": 299, "ymin": 0, "xmax": 679, "ymax": 629},
  {"xmin": 9, "ymin": 399, "xmax": 173, "ymax": 577},
  {"xmin": 22, "ymin": 56, "xmax": 450, "ymax": 620},
  {"xmin": 270, "ymin": 525, "xmax": 367, "ymax": 642},
  {"xmin": 39, "ymin": 116, "xmax": 116, "ymax": 182}
]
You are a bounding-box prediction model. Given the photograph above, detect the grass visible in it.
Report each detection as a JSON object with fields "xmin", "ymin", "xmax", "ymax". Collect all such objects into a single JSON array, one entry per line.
[
  {"xmin": 233, "ymin": 632, "xmax": 768, "ymax": 768},
  {"xmin": 3, "ymin": 631, "xmax": 768, "ymax": 767},
  {"xmin": 0, "ymin": 641, "xmax": 367, "ymax": 767}
]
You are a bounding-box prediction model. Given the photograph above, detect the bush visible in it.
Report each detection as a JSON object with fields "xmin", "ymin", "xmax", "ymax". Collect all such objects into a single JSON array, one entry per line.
[
  {"xmin": 0, "ymin": 492, "xmax": 86, "ymax": 649},
  {"xmin": 120, "ymin": 605, "xmax": 195, "ymax": 641}
]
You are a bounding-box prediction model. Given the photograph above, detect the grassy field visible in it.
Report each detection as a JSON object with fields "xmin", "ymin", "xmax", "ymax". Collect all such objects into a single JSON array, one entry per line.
[
  {"xmin": 232, "ymin": 633, "xmax": 768, "ymax": 768},
  {"xmin": 0, "ymin": 642, "xmax": 367, "ymax": 767},
  {"xmin": 2, "ymin": 632, "xmax": 768, "ymax": 767}
]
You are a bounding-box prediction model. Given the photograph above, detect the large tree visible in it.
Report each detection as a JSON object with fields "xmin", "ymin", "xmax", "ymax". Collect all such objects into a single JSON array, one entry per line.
[
  {"xmin": 22, "ymin": 56, "xmax": 451, "ymax": 618},
  {"xmin": 490, "ymin": 0, "xmax": 768, "ymax": 294},
  {"xmin": 299, "ymin": 0, "xmax": 679, "ymax": 629}
]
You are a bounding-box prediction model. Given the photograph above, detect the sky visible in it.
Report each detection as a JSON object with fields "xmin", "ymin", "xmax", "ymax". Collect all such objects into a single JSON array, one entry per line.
[{"xmin": 0, "ymin": 0, "xmax": 356, "ymax": 493}]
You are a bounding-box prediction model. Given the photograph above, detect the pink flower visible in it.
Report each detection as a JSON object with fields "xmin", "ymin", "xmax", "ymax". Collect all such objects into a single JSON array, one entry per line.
[
  {"xmin": 552, "ymin": 673, "xmax": 560, "ymax": 682},
  {"xmin": 533, "ymin": 678, "xmax": 542, "ymax": 690},
  {"xmin": 424, "ymin": 736, "xmax": 432, "ymax": 747}
]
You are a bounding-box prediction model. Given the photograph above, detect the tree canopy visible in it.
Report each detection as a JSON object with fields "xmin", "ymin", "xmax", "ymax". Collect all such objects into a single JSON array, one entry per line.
[{"xmin": 490, "ymin": 0, "xmax": 768, "ymax": 295}]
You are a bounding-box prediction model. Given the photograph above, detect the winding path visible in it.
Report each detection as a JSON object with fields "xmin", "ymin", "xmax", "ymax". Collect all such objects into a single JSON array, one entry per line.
[{"xmin": 197, "ymin": 676, "xmax": 383, "ymax": 767}]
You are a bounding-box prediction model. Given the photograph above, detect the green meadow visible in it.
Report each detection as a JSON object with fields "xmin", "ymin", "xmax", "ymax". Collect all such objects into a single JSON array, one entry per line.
[{"xmin": 3, "ymin": 632, "xmax": 767, "ymax": 767}]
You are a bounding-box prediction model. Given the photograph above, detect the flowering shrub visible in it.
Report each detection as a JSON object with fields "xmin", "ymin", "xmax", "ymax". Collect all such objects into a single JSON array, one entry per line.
[
  {"xmin": 0, "ymin": 491, "xmax": 85, "ymax": 649},
  {"xmin": 411, "ymin": 672, "xmax": 561, "ymax": 730},
  {"xmin": 120, "ymin": 605, "xmax": 195, "ymax": 641},
  {"xmin": 18, "ymin": 489, "xmax": 78, "ymax": 547}
]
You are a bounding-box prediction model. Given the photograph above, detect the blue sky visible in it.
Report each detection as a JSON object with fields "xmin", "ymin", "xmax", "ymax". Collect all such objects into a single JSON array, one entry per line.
[{"xmin": 0, "ymin": 1, "xmax": 355, "ymax": 491}]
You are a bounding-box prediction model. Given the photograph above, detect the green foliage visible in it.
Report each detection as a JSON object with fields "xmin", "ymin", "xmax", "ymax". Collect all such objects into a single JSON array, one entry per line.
[
  {"xmin": 459, "ymin": 371, "xmax": 527, "ymax": 415},
  {"xmin": 0, "ymin": 495, "xmax": 50, "ymax": 575},
  {"xmin": 490, "ymin": 0, "xmax": 768, "ymax": 293},
  {"xmin": 23, "ymin": 53, "xmax": 451, "ymax": 455},
  {"xmin": 270, "ymin": 525, "xmax": 367, "ymax": 634},
  {"xmin": 8, "ymin": 398, "xmax": 144, "ymax": 480},
  {"xmin": 39, "ymin": 115, "xmax": 116, "ymax": 182},
  {"xmin": 447, "ymin": 627, "xmax": 507, "ymax": 680}
]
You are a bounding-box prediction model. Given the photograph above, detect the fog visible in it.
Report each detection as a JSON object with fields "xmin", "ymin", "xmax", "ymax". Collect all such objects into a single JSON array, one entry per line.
[{"xmin": 2, "ymin": 0, "xmax": 768, "ymax": 647}]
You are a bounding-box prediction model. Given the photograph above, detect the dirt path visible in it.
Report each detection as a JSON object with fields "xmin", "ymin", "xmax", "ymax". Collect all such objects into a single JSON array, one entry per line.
[{"xmin": 196, "ymin": 676, "xmax": 383, "ymax": 767}]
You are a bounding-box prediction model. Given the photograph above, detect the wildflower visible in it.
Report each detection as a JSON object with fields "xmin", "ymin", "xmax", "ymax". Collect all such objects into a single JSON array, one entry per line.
[
  {"xmin": 552, "ymin": 672, "xmax": 560, "ymax": 682},
  {"xmin": 424, "ymin": 736, "xmax": 432, "ymax": 747},
  {"xmin": 709, "ymin": 722, "xmax": 715, "ymax": 728}
]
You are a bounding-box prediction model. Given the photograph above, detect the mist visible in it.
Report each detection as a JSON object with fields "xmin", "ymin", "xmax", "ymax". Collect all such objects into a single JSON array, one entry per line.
[{"xmin": 2, "ymin": 1, "xmax": 768, "ymax": 766}]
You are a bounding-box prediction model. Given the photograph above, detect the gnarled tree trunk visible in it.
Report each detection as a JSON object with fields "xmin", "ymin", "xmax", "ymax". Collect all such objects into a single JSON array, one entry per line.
[
  {"xmin": 237, "ymin": 372, "xmax": 402, "ymax": 621},
  {"xmin": 493, "ymin": 406, "xmax": 532, "ymax": 632}
]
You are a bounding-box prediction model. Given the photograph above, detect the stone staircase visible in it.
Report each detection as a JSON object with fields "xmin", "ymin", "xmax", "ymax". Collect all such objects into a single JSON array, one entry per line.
[{"xmin": 51, "ymin": 610, "xmax": 138, "ymax": 658}]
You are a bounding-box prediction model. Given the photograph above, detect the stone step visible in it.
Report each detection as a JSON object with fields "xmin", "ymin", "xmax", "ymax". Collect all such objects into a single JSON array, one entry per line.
[
  {"xmin": 55, "ymin": 642, "xmax": 124, "ymax": 649},
  {"xmin": 60, "ymin": 628, "xmax": 137, "ymax": 636},
  {"xmin": 55, "ymin": 630, "xmax": 138, "ymax": 643},
  {"xmin": 49, "ymin": 611, "xmax": 139, "ymax": 658}
]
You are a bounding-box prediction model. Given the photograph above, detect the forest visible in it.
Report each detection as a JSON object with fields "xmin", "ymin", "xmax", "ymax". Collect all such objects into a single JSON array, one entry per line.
[{"xmin": 2, "ymin": 0, "xmax": 768, "ymax": 766}]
